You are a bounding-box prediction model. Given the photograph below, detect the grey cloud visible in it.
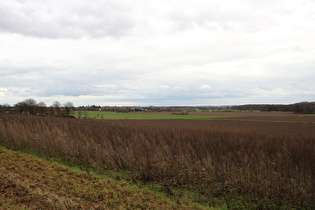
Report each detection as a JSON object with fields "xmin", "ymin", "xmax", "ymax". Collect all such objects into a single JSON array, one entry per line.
[
  {"xmin": 0, "ymin": 62, "xmax": 144, "ymax": 99},
  {"xmin": 0, "ymin": 0, "xmax": 137, "ymax": 38}
]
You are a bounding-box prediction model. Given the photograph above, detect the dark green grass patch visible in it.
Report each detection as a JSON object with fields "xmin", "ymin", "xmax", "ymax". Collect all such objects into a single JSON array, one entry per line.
[{"xmin": 303, "ymin": 114, "xmax": 315, "ymax": 117}]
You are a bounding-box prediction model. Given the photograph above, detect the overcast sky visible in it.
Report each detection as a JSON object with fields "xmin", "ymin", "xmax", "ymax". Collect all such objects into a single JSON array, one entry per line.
[{"xmin": 1, "ymin": 0, "xmax": 314, "ymax": 106}]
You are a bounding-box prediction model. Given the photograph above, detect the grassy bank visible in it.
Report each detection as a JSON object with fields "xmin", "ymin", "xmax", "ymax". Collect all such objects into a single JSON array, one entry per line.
[{"xmin": 0, "ymin": 146, "xmax": 212, "ymax": 209}]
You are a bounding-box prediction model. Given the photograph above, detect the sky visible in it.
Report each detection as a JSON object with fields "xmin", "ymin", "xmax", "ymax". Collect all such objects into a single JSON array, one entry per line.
[{"xmin": 1, "ymin": 0, "xmax": 315, "ymax": 106}]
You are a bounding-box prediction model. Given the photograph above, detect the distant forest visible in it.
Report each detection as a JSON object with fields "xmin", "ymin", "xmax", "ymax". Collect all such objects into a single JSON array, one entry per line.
[
  {"xmin": 232, "ymin": 101, "xmax": 315, "ymax": 114},
  {"xmin": 0, "ymin": 99, "xmax": 315, "ymax": 115}
]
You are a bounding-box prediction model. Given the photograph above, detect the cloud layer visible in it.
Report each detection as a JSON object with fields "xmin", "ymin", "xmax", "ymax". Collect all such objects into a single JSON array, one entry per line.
[{"xmin": 1, "ymin": 0, "xmax": 315, "ymax": 106}]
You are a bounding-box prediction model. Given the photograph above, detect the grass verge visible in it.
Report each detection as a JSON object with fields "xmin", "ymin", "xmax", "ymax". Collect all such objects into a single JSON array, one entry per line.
[{"xmin": 0, "ymin": 146, "xmax": 217, "ymax": 209}]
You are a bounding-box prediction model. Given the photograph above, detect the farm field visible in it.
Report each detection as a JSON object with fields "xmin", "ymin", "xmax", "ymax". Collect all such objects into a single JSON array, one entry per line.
[
  {"xmin": 0, "ymin": 111, "xmax": 314, "ymax": 209},
  {"xmin": 73, "ymin": 110, "xmax": 236, "ymax": 119}
]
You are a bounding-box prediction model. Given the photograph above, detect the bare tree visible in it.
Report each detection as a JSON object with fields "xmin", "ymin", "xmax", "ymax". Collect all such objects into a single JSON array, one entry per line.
[
  {"xmin": 293, "ymin": 102, "xmax": 315, "ymax": 114},
  {"xmin": 52, "ymin": 101, "xmax": 62, "ymax": 116},
  {"xmin": 63, "ymin": 102, "xmax": 74, "ymax": 117},
  {"xmin": 38, "ymin": 102, "xmax": 47, "ymax": 116},
  {"xmin": 15, "ymin": 102, "xmax": 26, "ymax": 114},
  {"xmin": 23, "ymin": 98, "xmax": 37, "ymax": 115}
]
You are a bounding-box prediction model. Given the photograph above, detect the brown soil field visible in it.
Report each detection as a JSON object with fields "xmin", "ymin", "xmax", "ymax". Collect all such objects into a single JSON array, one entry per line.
[
  {"xmin": 162, "ymin": 111, "xmax": 315, "ymax": 122},
  {"xmin": 195, "ymin": 111, "xmax": 315, "ymax": 121},
  {"xmin": 112, "ymin": 111, "xmax": 315, "ymax": 137}
]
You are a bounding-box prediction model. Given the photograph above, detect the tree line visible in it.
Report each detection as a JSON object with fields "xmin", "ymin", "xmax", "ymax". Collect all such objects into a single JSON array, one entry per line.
[
  {"xmin": 1, "ymin": 100, "xmax": 315, "ymax": 115},
  {"xmin": 231, "ymin": 102, "xmax": 315, "ymax": 114},
  {"xmin": 292, "ymin": 101, "xmax": 315, "ymax": 114},
  {"xmin": 0, "ymin": 98, "xmax": 74, "ymax": 117}
]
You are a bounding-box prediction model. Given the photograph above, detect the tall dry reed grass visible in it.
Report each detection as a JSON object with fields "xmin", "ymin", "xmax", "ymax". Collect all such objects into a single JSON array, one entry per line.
[{"xmin": 0, "ymin": 114, "xmax": 314, "ymax": 208}]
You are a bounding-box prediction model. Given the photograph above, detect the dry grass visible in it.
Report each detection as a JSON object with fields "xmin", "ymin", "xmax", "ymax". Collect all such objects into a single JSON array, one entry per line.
[
  {"xmin": 0, "ymin": 147, "xmax": 206, "ymax": 209},
  {"xmin": 0, "ymin": 112, "xmax": 314, "ymax": 208}
]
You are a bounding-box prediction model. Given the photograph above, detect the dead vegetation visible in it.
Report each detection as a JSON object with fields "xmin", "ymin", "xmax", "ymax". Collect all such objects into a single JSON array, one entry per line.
[
  {"xmin": 0, "ymin": 147, "xmax": 204, "ymax": 209},
  {"xmin": 0, "ymin": 113, "xmax": 314, "ymax": 208}
]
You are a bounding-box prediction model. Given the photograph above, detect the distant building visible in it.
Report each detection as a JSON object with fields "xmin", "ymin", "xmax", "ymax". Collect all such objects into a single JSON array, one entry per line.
[{"xmin": 5, "ymin": 108, "xmax": 18, "ymax": 114}]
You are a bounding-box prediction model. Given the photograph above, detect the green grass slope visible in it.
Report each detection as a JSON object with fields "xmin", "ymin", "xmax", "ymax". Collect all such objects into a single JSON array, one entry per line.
[{"xmin": 0, "ymin": 147, "xmax": 214, "ymax": 209}]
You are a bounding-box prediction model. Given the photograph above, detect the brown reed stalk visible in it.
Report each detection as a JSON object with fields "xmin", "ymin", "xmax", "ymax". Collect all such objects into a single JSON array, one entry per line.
[{"xmin": 0, "ymin": 114, "xmax": 314, "ymax": 208}]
